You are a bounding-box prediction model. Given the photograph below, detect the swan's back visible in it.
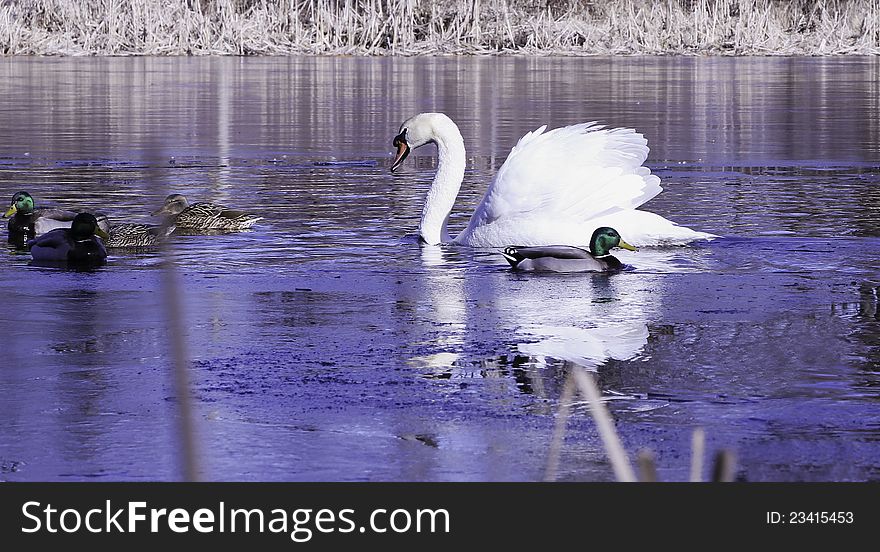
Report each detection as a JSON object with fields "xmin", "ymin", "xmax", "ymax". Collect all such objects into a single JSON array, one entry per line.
[{"xmin": 468, "ymin": 123, "xmax": 661, "ymax": 229}]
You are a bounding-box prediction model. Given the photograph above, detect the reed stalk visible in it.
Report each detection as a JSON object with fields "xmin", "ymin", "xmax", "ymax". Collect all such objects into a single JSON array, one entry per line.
[
  {"xmin": 543, "ymin": 375, "xmax": 575, "ymax": 482},
  {"xmin": 690, "ymin": 427, "xmax": 706, "ymax": 482},
  {"xmin": 570, "ymin": 367, "xmax": 637, "ymax": 482}
]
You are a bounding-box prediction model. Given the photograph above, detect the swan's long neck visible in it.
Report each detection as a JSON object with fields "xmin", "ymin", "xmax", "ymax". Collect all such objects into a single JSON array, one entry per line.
[{"xmin": 419, "ymin": 126, "xmax": 466, "ymax": 245}]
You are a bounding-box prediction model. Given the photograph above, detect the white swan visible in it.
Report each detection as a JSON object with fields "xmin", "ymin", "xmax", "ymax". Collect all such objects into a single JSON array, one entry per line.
[{"xmin": 390, "ymin": 113, "xmax": 714, "ymax": 247}]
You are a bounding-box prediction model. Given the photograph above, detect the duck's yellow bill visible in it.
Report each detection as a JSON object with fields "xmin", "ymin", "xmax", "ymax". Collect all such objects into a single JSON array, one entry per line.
[
  {"xmin": 3, "ymin": 205, "xmax": 16, "ymax": 217},
  {"xmin": 618, "ymin": 239, "xmax": 637, "ymax": 252},
  {"xmin": 95, "ymin": 228, "xmax": 110, "ymax": 240}
]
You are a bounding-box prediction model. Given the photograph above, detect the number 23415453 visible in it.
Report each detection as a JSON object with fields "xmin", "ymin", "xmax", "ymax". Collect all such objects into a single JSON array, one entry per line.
[{"xmin": 766, "ymin": 512, "xmax": 854, "ymax": 524}]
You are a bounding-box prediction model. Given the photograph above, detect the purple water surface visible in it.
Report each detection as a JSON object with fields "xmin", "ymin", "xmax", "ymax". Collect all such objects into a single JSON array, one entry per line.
[{"xmin": 1, "ymin": 56, "xmax": 879, "ymax": 481}]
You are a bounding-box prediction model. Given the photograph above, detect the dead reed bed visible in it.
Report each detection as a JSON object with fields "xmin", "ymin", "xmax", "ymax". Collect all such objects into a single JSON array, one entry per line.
[{"xmin": 1, "ymin": 0, "xmax": 878, "ymax": 56}]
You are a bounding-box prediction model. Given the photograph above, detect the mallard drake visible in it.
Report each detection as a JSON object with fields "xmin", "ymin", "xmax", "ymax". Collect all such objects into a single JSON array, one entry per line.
[
  {"xmin": 105, "ymin": 223, "xmax": 175, "ymax": 248},
  {"xmin": 501, "ymin": 227, "xmax": 637, "ymax": 273},
  {"xmin": 4, "ymin": 191, "xmax": 110, "ymax": 248},
  {"xmin": 28, "ymin": 212, "xmax": 109, "ymax": 265},
  {"xmin": 153, "ymin": 194, "xmax": 261, "ymax": 231}
]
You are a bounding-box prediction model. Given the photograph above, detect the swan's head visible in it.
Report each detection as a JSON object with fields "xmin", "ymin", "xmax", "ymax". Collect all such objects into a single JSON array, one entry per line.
[
  {"xmin": 391, "ymin": 113, "xmax": 458, "ymax": 172},
  {"xmin": 590, "ymin": 227, "xmax": 637, "ymax": 257},
  {"xmin": 5, "ymin": 191, "xmax": 34, "ymax": 217}
]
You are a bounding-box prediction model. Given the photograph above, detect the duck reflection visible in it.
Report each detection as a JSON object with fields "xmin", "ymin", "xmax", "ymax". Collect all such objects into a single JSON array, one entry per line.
[
  {"xmin": 495, "ymin": 269, "xmax": 659, "ymax": 403},
  {"xmin": 833, "ymin": 280, "xmax": 880, "ymax": 383},
  {"xmin": 46, "ymin": 289, "xmax": 111, "ymax": 474}
]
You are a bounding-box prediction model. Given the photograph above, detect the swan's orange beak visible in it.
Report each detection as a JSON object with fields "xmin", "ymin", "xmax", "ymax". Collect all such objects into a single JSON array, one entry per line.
[{"xmin": 390, "ymin": 130, "xmax": 410, "ymax": 173}]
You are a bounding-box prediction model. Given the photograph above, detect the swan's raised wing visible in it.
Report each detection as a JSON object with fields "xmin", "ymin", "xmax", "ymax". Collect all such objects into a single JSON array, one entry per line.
[{"xmin": 466, "ymin": 123, "xmax": 662, "ymax": 228}]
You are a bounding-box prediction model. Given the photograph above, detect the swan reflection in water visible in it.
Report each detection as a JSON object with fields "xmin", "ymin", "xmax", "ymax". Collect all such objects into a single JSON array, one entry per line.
[
  {"xmin": 405, "ymin": 245, "xmax": 467, "ymax": 372},
  {"xmin": 407, "ymin": 245, "xmax": 667, "ymax": 400},
  {"xmin": 518, "ymin": 324, "xmax": 649, "ymax": 370},
  {"xmin": 499, "ymin": 269, "xmax": 657, "ymax": 397}
]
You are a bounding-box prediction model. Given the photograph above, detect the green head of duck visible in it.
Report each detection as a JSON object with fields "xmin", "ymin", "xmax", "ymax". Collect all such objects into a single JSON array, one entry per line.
[
  {"xmin": 72, "ymin": 213, "xmax": 109, "ymax": 241},
  {"xmin": 590, "ymin": 227, "xmax": 637, "ymax": 257},
  {"xmin": 5, "ymin": 191, "xmax": 34, "ymax": 217}
]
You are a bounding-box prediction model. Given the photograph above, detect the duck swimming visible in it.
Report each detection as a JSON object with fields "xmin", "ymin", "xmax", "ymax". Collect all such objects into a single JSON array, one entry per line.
[
  {"xmin": 105, "ymin": 223, "xmax": 175, "ymax": 248},
  {"xmin": 390, "ymin": 113, "xmax": 714, "ymax": 247},
  {"xmin": 153, "ymin": 194, "xmax": 261, "ymax": 231},
  {"xmin": 28, "ymin": 212, "xmax": 109, "ymax": 266},
  {"xmin": 501, "ymin": 227, "xmax": 636, "ymax": 273},
  {"xmin": 4, "ymin": 191, "xmax": 110, "ymax": 249}
]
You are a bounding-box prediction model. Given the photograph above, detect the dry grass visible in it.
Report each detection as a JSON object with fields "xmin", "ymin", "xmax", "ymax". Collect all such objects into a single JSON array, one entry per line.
[{"xmin": 1, "ymin": 0, "xmax": 878, "ymax": 55}]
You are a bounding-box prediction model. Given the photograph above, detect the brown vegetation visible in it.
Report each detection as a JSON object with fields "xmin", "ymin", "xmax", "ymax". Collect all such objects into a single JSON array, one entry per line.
[{"xmin": 1, "ymin": 0, "xmax": 878, "ymax": 56}]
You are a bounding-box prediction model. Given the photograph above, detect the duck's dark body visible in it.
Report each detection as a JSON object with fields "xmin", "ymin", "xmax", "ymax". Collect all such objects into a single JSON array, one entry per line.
[
  {"xmin": 27, "ymin": 213, "xmax": 108, "ymax": 266},
  {"xmin": 66, "ymin": 236, "xmax": 109, "ymax": 265},
  {"xmin": 29, "ymin": 228, "xmax": 107, "ymax": 265},
  {"xmin": 7, "ymin": 212, "xmax": 36, "ymax": 248},
  {"xmin": 502, "ymin": 245, "xmax": 624, "ymax": 273}
]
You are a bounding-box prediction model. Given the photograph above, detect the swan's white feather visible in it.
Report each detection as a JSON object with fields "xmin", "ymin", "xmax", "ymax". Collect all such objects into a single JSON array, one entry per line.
[{"xmin": 467, "ymin": 123, "xmax": 661, "ymax": 226}]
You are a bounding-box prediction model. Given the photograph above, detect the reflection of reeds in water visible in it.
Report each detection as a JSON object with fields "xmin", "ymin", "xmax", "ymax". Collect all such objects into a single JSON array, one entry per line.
[
  {"xmin": 1, "ymin": 0, "xmax": 878, "ymax": 55},
  {"xmin": 144, "ymin": 142, "xmax": 201, "ymax": 480},
  {"xmin": 545, "ymin": 365, "xmax": 736, "ymax": 482},
  {"xmin": 160, "ymin": 246, "xmax": 202, "ymax": 481}
]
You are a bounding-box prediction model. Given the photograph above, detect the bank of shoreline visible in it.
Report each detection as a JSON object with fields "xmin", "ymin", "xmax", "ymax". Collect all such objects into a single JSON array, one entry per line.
[{"xmin": 2, "ymin": 0, "xmax": 879, "ymax": 57}]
